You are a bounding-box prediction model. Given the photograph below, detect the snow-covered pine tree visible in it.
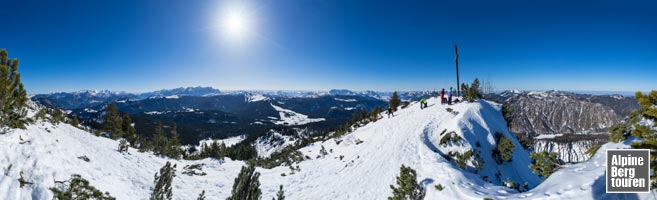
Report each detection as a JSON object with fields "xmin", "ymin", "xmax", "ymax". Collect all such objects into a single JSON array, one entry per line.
[
  {"xmin": 150, "ymin": 161, "xmax": 176, "ymax": 200},
  {"xmin": 388, "ymin": 165, "xmax": 424, "ymax": 200},
  {"xmin": 227, "ymin": 164, "xmax": 262, "ymax": 200},
  {"xmin": 389, "ymin": 91, "xmax": 401, "ymax": 111},
  {"xmin": 0, "ymin": 49, "xmax": 28, "ymax": 131}
]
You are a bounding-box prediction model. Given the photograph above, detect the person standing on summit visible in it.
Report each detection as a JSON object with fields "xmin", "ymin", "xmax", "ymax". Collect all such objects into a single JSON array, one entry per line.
[
  {"xmin": 440, "ymin": 88, "xmax": 445, "ymax": 104},
  {"xmin": 448, "ymin": 87, "xmax": 453, "ymax": 105}
]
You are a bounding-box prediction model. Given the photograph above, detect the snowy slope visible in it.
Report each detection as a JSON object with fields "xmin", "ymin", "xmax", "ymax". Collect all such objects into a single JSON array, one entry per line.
[
  {"xmin": 3, "ymin": 98, "xmax": 656, "ymax": 199},
  {"xmin": 509, "ymin": 140, "xmax": 657, "ymax": 199},
  {"xmin": 0, "ymin": 122, "xmax": 245, "ymax": 200},
  {"xmin": 256, "ymin": 98, "xmax": 541, "ymax": 199}
]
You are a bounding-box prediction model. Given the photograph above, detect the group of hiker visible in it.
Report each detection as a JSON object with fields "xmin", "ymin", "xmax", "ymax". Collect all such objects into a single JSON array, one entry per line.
[{"xmin": 386, "ymin": 86, "xmax": 458, "ymax": 118}]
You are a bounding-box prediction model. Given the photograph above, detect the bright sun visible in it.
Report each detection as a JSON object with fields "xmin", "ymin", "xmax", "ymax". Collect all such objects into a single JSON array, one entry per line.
[{"xmin": 220, "ymin": 4, "xmax": 254, "ymax": 43}]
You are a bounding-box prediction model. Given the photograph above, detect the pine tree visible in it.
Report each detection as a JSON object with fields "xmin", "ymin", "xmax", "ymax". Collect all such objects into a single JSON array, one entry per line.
[
  {"xmin": 52, "ymin": 109, "xmax": 65, "ymax": 124},
  {"xmin": 274, "ymin": 185, "xmax": 285, "ymax": 200},
  {"xmin": 168, "ymin": 124, "xmax": 182, "ymax": 159},
  {"xmin": 152, "ymin": 121, "xmax": 169, "ymax": 156},
  {"xmin": 0, "ymin": 49, "xmax": 28, "ymax": 131},
  {"xmin": 389, "ymin": 91, "xmax": 401, "ymax": 111},
  {"xmin": 529, "ymin": 151, "xmax": 563, "ymax": 178},
  {"xmin": 50, "ymin": 174, "xmax": 116, "ymax": 200},
  {"xmin": 71, "ymin": 115, "xmax": 80, "ymax": 127},
  {"xmin": 150, "ymin": 162, "xmax": 176, "ymax": 200},
  {"xmin": 227, "ymin": 164, "xmax": 262, "ymax": 200},
  {"xmin": 102, "ymin": 103, "xmax": 123, "ymax": 139},
  {"xmin": 388, "ymin": 165, "xmax": 424, "ymax": 200},
  {"xmin": 122, "ymin": 114, "xmax": 137, "ymax": 144}
]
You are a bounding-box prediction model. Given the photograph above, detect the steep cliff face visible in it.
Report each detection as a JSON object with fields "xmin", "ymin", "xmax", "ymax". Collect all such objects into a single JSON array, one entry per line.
[
  {"xmin": 487, "ymin": 90, "xmax": 639, "ymax": 163},
  {"xmin": 502, "ymin": 91, "xmax": 621, "ymax": 136},
  {"xmin": 531, "ymin": 135, "xmax": 608, "ymax": 163}
]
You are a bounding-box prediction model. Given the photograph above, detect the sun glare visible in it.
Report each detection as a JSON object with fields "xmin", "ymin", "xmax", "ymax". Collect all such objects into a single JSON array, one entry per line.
[{"xmin": 219, "ymin": 3, "xmax": 255, "ymax": 43}]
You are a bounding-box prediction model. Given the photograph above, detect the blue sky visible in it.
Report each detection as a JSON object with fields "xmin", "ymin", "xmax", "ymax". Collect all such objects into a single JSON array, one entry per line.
[{"xmin": 1, "ymin": 0, "xmax": 656, "ymax": 94}]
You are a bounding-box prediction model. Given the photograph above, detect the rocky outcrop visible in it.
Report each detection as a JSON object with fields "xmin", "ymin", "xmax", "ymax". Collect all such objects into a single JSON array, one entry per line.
[
  {"xmin": 502, "ymin": 91, "xmax": 621, "ymax": 136},
  {"xmin": 487, "ymin": 90, "xmax": 640, "ymax": 163},
  {"xmin": 532, "ymin": 134, "xmax": 609, "ymax": 163}
]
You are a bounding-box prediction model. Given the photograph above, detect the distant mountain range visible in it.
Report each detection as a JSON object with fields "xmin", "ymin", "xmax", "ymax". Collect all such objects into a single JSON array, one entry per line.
[
  {"xmin": 32, "ymin": 87, "xmax": 437, "ymax": 110},
  {"xmin": 33, "ymin": 87, "xmax": 418, "ymax": 145}
]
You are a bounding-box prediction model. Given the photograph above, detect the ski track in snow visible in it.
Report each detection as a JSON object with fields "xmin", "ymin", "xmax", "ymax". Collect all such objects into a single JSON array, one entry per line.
[{"xmin": 2, "ymin": 98, "xmax": 657, "ymax": 199}]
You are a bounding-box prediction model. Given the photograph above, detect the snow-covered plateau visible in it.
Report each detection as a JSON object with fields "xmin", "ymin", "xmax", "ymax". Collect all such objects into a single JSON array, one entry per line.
[{"xmin": 2, "ymin": 98, "xmax": 656, "ymax": 199}]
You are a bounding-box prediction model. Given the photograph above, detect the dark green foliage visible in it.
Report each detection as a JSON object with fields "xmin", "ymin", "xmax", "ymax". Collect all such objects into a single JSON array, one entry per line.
[
  {"xmin": 197, "ymin": 190, "xmax": 206, "ymax": 200},
  {"xmin": 168, "ymin": 124, "xmax": 182, "ymax": 159},
  {"xmin": 439, "ymin": 131, "xmax": 460, "ymax": 145},
  {"xmin": 609, "ymin": 124, "xmax": 629, "ymax": 143},
  {"xmin": 389, "ymin": 92, "xmax": 401, "ymax": 111},
  {"xmin": 122, "ymin": 114, "xmax": 137, "ymax": 145},
  {"xmin": 50, "ymin": 174, "xmax": 115, "ymax": 200},
  {"xmin": 461, "ymin": 78, "xmax": 483, "ymax": 102},
  {"xmin": 401, "ymin": 101, "xmax": 410, "ymax": 109},
  {"xmin": 34, "ymin": 109, "xmax": 47, "ymax": 121},
  {"xmin": 51, "ymin": 109, "xmax": 65, "ymax": 124},
  {"xmin": 492, "ymin": 133, "xmax": 515, "ymax": 164},
  {"xmin": 636, "ymin": 91, "xmax": 657, "ymax": 120},
  {"xmin": 434, "ymin": 184, "xmax": 444, "ymax": 191},
  {"xmin": 585, "ymin": 145, "xmax": 601, "ymax": 157},
  {"xmin": 192, "ymin": 141, "xmax": 228, "ymax": 160},
  {"xmin": 18, "ymin": 171, "xmax": 32, "ymax": 188},
  {"xmin": 102, "ymin": 103, "xmax": 123, "ymax": 139},
  {"xmin": 71, "ymin": 116, "xmax": 80, "ymax": 127},
  {"xmin": 529, "ymin": 151, "xmax": 562, "ymax": 178},
  {"xmin": 455, "ymin": 150, "xmax": 473, "ymax": 169},
  {"xmin": 483, "ymin": 198, "xmax": 494, "ymax": 200},
  {"xmin": 0, "ymin": 49, "xmax": 28, "ymax": 130},
  {"xmin": 150, "ymin": 161, "xmax": 176, "ymax": 200},
  {"xmin": 182, "ymin": 164, "xmax": 207, "ymax": 176},
  {"xmin": 445, "ymin": 108, "xmax": 453, "ymax": 113},
  {"xmin": 388, "ymin": 165, "xmax": 424, "ymax": 200},
  {"xmin": 152, "ymin": 122, "xmax": 169, "ymax": 156},
  {"xmin": 227, "ymin": 164, "xmax": 262, "ymax": 200},
  {"xmin": 632, "ymin": 125, "xmax": 654, "ymax": 139},
  {"xmin": 274, "ymin": 185, "xmax": 285, "ymax": 200}
]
